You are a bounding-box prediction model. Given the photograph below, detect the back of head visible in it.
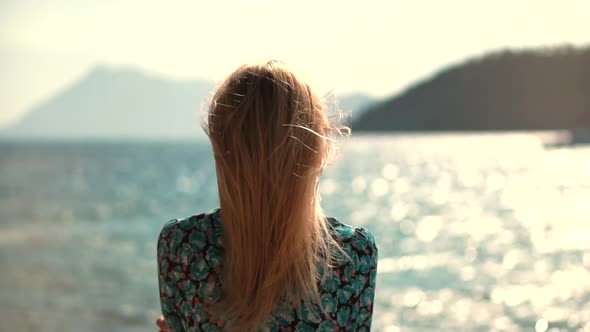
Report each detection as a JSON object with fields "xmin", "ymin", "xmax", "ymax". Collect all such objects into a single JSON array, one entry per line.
[{"xmin": 206, "ymin": 61, "xmax": 344, "ymax": 330}]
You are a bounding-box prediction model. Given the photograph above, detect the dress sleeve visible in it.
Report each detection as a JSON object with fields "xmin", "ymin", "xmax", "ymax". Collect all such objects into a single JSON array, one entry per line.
[
  {"xmin": 349, "ymin": 228, "xmax": 378, "ymax": 331},
  {"xmin": 157, "ymin": 220, "xmax": 188, "ymax": 332}
]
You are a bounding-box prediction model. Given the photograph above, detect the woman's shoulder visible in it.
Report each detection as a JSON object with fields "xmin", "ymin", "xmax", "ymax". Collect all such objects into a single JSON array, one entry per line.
[
  {"xmin": 326, "ymin": 217, "xmax": 377, "ymax": 250},
  {"xmin": 157, "ymin": 208, "xmax": 222, "ymax": 244}
]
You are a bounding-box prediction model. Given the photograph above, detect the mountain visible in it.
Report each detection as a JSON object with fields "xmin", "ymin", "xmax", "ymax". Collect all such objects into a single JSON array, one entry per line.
[
  {"xmin": 353, "ymin": 46, "xmax": 590, "ymax": 131},
  {"xmin": 0, "ymin": 67, "xmax": 374, "ymax": 140},
  {"xmin": 1, "ymin": 67, "xmax": 213, "ymax": 139}
]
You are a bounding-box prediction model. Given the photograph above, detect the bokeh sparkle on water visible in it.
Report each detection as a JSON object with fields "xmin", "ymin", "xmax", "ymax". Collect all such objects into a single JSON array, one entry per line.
[{"xmin": 1, "ymin": 133, "xmax": 589, "ymax": 332}]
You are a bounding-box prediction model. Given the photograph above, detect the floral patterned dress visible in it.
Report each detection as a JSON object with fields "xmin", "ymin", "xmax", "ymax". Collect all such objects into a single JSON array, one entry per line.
[{"xmin": 157, "ymin": 208, "xmax": 378, "ymax": 331}]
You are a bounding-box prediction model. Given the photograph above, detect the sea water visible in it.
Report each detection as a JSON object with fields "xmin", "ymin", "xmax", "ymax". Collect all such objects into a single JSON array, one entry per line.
[{"xmin": 1, "ymin": 133, "xmax": 589, "ymax": 332}]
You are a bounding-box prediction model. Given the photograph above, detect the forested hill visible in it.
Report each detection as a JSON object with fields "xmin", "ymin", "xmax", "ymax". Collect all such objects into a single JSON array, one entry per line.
[{"xmin": 352, "ymin": 47, "xmax": 590, "ymax": 131}]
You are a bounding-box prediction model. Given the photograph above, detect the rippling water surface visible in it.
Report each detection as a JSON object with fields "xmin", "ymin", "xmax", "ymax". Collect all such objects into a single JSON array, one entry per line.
[{"xmin": 1, "ymin": 134, "xmax": 589, "ymax": 332}]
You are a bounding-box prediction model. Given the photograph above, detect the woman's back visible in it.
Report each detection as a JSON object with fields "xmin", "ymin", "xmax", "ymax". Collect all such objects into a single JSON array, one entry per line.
[
  {"xmin": 157, "ymin": 61, "xmax": 378, "ymax": 331},
  {"xmin": 157, "ymin": 209, "xmax": 378, "ymax": 331}
]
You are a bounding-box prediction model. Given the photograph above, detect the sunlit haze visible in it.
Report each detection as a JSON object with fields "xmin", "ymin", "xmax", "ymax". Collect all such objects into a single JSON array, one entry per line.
[{"xmin": 1, "ymin": 0, "xmax": 589, "ymax": 125}]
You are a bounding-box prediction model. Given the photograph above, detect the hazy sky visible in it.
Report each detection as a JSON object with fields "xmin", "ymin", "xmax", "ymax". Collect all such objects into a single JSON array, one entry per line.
[{"xmin": 1, "ymin": 0, "xmax": 589, "ymax": 126}]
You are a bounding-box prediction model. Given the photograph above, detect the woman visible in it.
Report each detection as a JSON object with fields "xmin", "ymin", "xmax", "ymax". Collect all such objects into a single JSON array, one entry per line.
[{"xmin": 156, "ymin": 61, "xmax": 378, "ymax": 331}]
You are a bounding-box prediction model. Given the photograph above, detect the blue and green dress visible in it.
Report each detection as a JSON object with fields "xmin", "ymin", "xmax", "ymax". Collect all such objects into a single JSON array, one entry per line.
[{"xmin": 157, "ymin": 208, "xmax": 378, "ymax": 331}]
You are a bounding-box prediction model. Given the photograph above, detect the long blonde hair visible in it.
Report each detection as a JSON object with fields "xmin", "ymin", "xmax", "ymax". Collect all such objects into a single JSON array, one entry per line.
[{"xmin": 205, "ymin": 61, "xmax": 346, "ymax": 331}]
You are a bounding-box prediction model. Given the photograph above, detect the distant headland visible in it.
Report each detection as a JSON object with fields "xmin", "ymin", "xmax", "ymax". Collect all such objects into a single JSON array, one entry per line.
[{"xmin": 352, "ymin": 46, "xmax": 590, "ymax": 132}]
